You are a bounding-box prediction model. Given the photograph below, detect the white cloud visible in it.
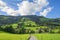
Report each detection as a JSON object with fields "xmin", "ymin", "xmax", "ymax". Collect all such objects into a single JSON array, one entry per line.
[
  {"xmin": 17, "ymin": 1, "xmax": 36, "ymax": 15},
  {"xmin": 17, "ymin": 0, "xmax": 50, "ymax": 16},
  {"xmin": 0, "ymin": 0, "xmax": 52, "ymax": 16},
  {"xmin": 40, "ymin": 7, "xmax": 52, "ymax": 17},
  {"xmin": 0, "ymin": 0, "xmax": 18, "ymax": 16}
]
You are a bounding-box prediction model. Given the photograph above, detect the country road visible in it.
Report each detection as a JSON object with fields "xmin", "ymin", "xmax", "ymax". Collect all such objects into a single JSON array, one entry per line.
[{"xmin": 29, "ymin": 35, "xmax": 37, "ymax": 40}]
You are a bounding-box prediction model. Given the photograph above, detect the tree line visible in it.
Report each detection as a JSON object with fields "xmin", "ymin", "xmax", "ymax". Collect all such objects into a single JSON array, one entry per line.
[{"xmin": 0, "ymin": 24, "xmax": 60, "ymax": 34}]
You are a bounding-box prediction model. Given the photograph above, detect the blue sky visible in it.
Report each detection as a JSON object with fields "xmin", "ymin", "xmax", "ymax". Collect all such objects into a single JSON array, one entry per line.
[
  {"xmin": 0, "ymin": 0, "xmax": 60, "ymax": 18},
  {"xmin": 47, "ymin": 0, "xmax": 60, "ymax": 18}
]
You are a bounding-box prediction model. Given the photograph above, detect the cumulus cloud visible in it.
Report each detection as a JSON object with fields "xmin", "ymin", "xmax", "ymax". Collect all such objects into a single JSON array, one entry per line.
[
  {"xmin": 17, "ymin": 0, "xmax": 49, "ymax": 16},
  {"xmin": 0, "ymin": 0, "xmax": 18, "ymax": 16},
  {"xmin": 0, "ymin": 0, "xmax": 52, "ymax": 17},
  {"xmin": 40, "ymin": 7, "xmax": 52, "ymax": 17}
]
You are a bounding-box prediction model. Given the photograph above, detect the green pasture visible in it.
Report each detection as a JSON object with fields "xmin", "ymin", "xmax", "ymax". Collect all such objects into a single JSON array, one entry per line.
[{"xmin": 0, "ymin": 32, "xmax": 60, "ymax": 40}]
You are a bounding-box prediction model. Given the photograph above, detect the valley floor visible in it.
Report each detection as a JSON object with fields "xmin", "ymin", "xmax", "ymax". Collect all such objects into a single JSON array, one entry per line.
[{"xmin": 0, "ymin": 32, "xmax": 60, "ymax": 40}]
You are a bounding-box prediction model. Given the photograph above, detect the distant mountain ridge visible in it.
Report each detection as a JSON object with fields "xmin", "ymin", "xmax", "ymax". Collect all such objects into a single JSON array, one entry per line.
[{"xmin": 0, "ymin": 15, "xmax": 60, "ymax": 26}]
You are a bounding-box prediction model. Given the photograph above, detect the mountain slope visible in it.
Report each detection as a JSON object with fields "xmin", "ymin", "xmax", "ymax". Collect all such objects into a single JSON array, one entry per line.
[{"xmin": 0, "ymin": 15, "xmax": 60, "ymax": 26}]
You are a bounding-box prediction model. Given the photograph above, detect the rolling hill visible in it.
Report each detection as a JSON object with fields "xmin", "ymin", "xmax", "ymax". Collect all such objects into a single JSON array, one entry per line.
[{"xmin": 0, "ymin": 15, "xmax": 60, "ymax": 26}]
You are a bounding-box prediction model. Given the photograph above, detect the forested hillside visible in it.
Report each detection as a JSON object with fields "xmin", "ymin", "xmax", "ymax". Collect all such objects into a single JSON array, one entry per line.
[
  {"xmin": 0, "ymin": 15, "xmax": 60, "ymax": 34},
  {"xmin": 0, "ymin": 15, "xmax": 60, "ymax": 26}
]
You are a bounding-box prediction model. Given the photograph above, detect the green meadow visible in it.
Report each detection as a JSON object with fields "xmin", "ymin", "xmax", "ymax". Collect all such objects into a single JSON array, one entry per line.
[
  {"xmin": 0, "ymin": 32, "xmax": 60, "ymax": 40},
  {"xmin": 0, "ymin": 32, "xmax": 29, "ymax": 40}
]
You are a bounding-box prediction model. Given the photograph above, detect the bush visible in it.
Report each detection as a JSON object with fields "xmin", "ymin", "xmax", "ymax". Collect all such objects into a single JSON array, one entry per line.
[{"xmin": 4, "ymin": 26, "xmax": 15, "ymax": 33}]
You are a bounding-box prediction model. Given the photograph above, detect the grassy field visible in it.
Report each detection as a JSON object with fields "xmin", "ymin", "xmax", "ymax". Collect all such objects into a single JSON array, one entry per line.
[
  {"xmin": 0, "ymin": 32, "xmax": 60, "ymax": 40},
  {"xmin": 0, "ymin": 32, "xmax": 29, "ymax": 40},
  {"xmin": 33, "ymin": 34, "xmax": 60, "ymax": 40}
]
